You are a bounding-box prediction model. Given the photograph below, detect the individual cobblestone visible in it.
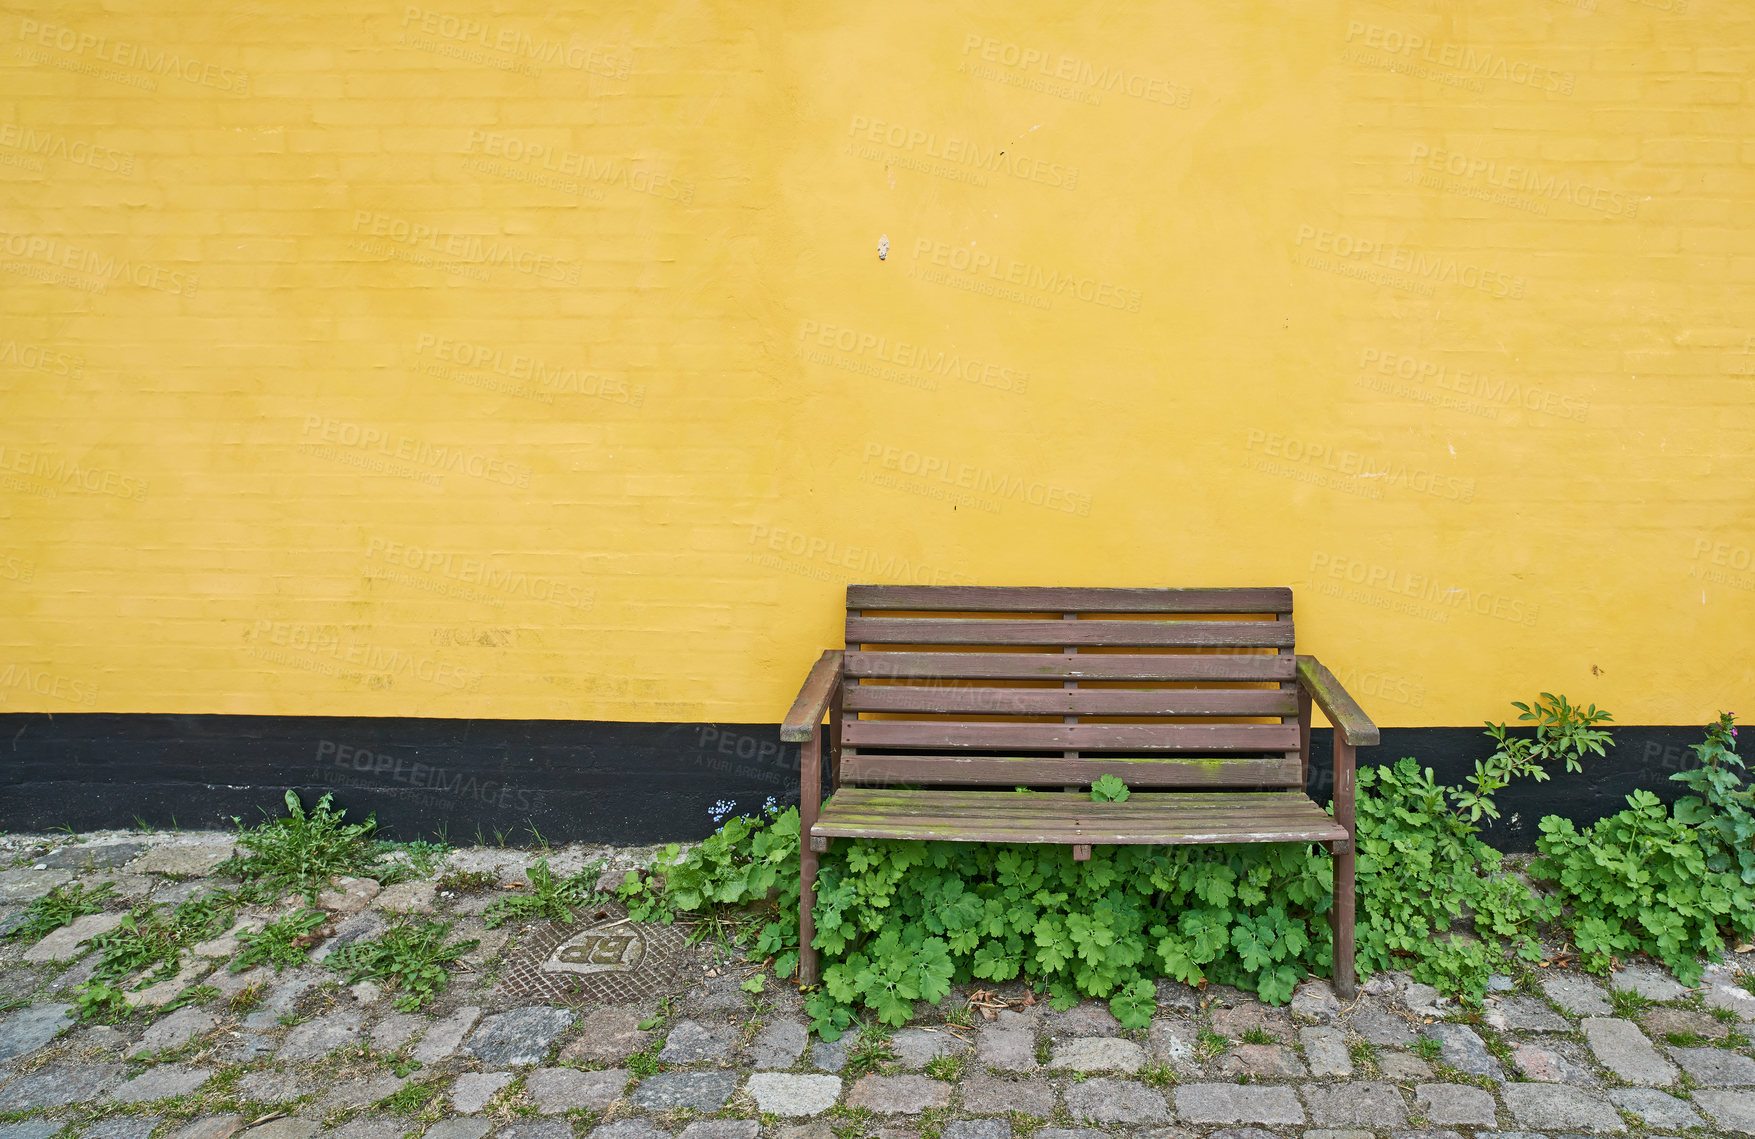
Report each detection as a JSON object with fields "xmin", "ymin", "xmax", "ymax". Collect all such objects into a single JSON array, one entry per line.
[
  {"xmin": 1301, "ymin": 1082, "xmax": 1407, "ymax": 1129},
  {"xmin": 1511, "ymin": 1041, "xmax": 1598, "ymax": 1084},
  {"xmin": 1416, "ymin": 1083, "xmax": 1498, "ymax": 1127},
  {"xmin": 1580, "ymin": 1018, "xmax": 1675, "ymax": 1085},
  {"xmin": 1422, "ymin": 1023, "xmax": 1501, "ymax": 1078},
  {"xmin": 1062, "ymin": 1078, "xmax": 1171, "ymax": 1124},
  {"xmin": 1345, "ymin": 1005, "xmax": 1417, "ymax": 1046},
  {"xmin": 561, "ymin": 1006, "xmax": 653, "ymax": 1063},
  {"xmin": 1502, "ymin": 996, "xmax": 1572, "ymax": 1033},
  {"xmin": 1668, "ymin": 1045, "xmax": 1755, "ymax": 1085},
  {"xmin": 0, "ymin": 1003, "xmax": 74, "ymax": 1061},
  {"xmin": 890, "ymin": 1026, "xmax": 967, "ymax": 1067},
  {"xmin": 1211, "ymin": 1003, "xmax": 1293, "ymax": 1042},
  {"xmin": 525, "ymin": 1067, "xmax": 628, "ymax": 1112},
  {"xmin": 1608, "ymin": 1087, "xmax": 1702, "ymax": 1129},
  {"xmin": 107, "ymin": 1064, "xmax": 213, "ymax": 1104},
  {"xmin": 1542, "ymin": 976, "xmax": 1611, "ymax": 1016},
  {"xmin": 1213, "ymin": 1043, "xmax": 1307, "ymax": 1079},
  {"xmin": 959, "ymin": 1075, "xmax": 1054, "ymax": 1116},
  {"xmin": 1176, "ymin": 1083, "xmax": 1305, "ymax": 1125},
  {"xmin": 631, "ymin": 1070, "xmax": 740, "ymax": 1111},
  {"xmin": 1050, "ymin": 1035, "xmax": 1146, "ymax": 1072},
  {"xmin": 450, "ymin": 1071, "xmax": 513, "ymax": 1114},
  {"xmin": 658, "ymin": 1019, "xmax": 736, "ymax": 1064},
  {"xmin": 464, "ymin": 1006, "xmax": 574, "ymax": 1065},
  {"xmin": 1299, "ymin": 1025, "xmax": 1351, "ymax": 1077},
  {"xmin": 0, "ymin": 1063, "xmax": 124, "ymax": 1109},
  {"xmin": 23, "ymin": 912, "xmax": 126, "ymax": 963},
  {"xmin": 748, "ymin": 1018, "xmax": 809, "ymax": 1068},
  {"xmin": 743, "ymin": 1073, "xmax": 842, "ymax": 1116},
  {"xmin": 1609, "ymin": 964, "xmax": 1687, "ymax": 1002},
  {"xmin": 278, "ymin": 1009, "xmax": 362, "ymax": 1061},
  {"xmin": 846, "ymin": 1074, "xmax": 952, "ymax": 1114},
  {"xmin": 1501, "ymin": 1084, "xmax": 1625, "ymax": 1132},
  {"xmin": 1694, "ymin": 1089, "xmax": 1755, "ymax": 1134},
  {"xmin": 977, "ymin": 1011, "xmax": 1038, "ymax": 1072}
]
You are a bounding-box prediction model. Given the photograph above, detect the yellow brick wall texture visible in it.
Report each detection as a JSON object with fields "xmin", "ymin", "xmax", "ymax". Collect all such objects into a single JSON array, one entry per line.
[{"xmin": 0, "ymin": 1, "xmax": 1751, "ymax": 726}]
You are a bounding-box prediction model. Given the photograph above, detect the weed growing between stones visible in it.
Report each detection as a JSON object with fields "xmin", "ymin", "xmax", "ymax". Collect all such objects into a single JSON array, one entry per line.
[
  {"xmin": 1610, "ymin": 987, "xmax": 1656, "ymax": 1018},
  {"xmin": 220, "ymin": 792, "xmax": 399, "ymax": 900},
  {"xmin": 482, "ymin": 858, "xmax": 607, "ymax": 928},
  {"xmin": 4, "ymin": 881, "xmax": 116, "ymax": 941},
  {"xmin": 232, "ymin": 908, "xmax": 326, "ymax": 972},
  {"xmin": 435, "ymin": 868, "xmax": 498, "ymax": 893},
  {"xmin": 924, "ymin": 1051, "xmax": 966, "ymax": 1081},
  {"xmin": 325, "ymin": 918, "xmax": 479, "ymax": 1010}
]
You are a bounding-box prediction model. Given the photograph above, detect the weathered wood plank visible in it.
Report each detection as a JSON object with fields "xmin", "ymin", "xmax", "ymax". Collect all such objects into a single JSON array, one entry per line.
[
  {"xmin": 844, "ymin": 652, "xmax": 1296, "ymax": 682},
  {"xmin": 1295, "ymin": 655, "xmax": 1380, "ymax": 746},
  {"xmin": 846, "ymin": 586, "xmax": 1294, "ymax": 613},
  {"xmin": 780, "ymin": 650, "xmax": 844, "ymax": 742},
  {"xmin": 842, "ymin": 686, "xmax": 1298, "ymax": 717},
  {"xmin": 846, "ymin": 617, "xmax": 1295, "ymax": 648},
  {"xmin": 841, "ymin": 721, "xmax": 1298, "ymax": 751},
  {"xmin": 833, "ymin": 788, "xmax": 1318, "ymax": 814}
]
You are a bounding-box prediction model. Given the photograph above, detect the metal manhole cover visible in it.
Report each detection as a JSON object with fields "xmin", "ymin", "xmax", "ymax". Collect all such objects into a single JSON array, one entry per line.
[{"xmin": 498, "ymin": 900, "xmax": 691, "ymax": 1003}]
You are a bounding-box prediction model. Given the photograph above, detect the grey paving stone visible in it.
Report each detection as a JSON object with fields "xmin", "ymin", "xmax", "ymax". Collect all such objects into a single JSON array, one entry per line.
[
  {"xmin": 976, "ymin": 1018, "xmax": 1038, "ymax": 1072},
  {"xmin": 0, "ymin": 868, "xmax": 74, "ymax": 902},
  {"xmin": 1542, "ymin": 976, "xmax": 1611, "ymax": 1017},
  {"xmin": 243, "ymin": 974, "xmax": 322, "ymax": 1032},
  {"xmin": 845, "ymin": 1073, "xmax": 951, "ymax": 1113},
  {"xmin": 1511, "ymin": 1041, "xmax": 1598, "ymax": 1085},
  {"xmin": 1148, "ymin": 1017, "xmax": 1198, "ymax": 1069},
  {"xmin": 1503, "ymin": 996, "xmax": 1573, "ymax": 1033},
  {"xmin": 83, "ymin": 1118, "xmax": 163, "ymax": 1139},
  {"xmin": 748, "ymin": 1017, "xmax": 808, "ymax": 1068},
  {"xmin": 1669, "ymin": 1045, "xmax": 1755, "ymax": 1085},
  {"xmin": 1391, "ymin": 1132, "xmax": 1463, "ymax": 1139},
  {"xmin": 1211, "ymin": 1003, "xmax": 1294, "ymax": 1043},
  {"xmin": 1609, "ymin": 964, "xmax": 1687, "ymax": 1002},
  {"xmin": 1607, "ymin": 1088, "xmax": 1702, "ymax": 1129},
  {"xmin": 0, "ymin": 1123, "xmax": 66, "ymax": 1139},
  {"xmin": 238, "ymin": 1121, "xmax": 318, "ymax": 1139},
  {"xmin": 657, "ymin": 1019, "xmax": 735, "ymax": 1064},
  {"xmin": 560, "ymin": 1005, "xmax": 653, "ymax": 1064},
  {"xmin": 631, "ymin": 1070, "xmax": 740, "ymax": 1112},
  {"xmin": 23, "ymin": 912, "xmax": 127, "ymax": 963},
  {"xmin": 525, "ymin": 1067, "xmax": 627, "ymax": 1112},
  {"xmin": 465, "ymin": 1006, "xmax": 573, "ymax": 1066},
  {"xmin": 1304, "ymin": 1131, "xmax": 1375, "ymax": 1139},
  {"xmin": 679, "ymin": 1123, "xmax": 759, "ymax": 1139},
  {"xmin": 328, "ymin": 1117, "xmax": 405, "ymax": 1139},
  {"xmin": 1346, "ymin": 1004, "xmax": 1418, "ymax": 1046},
  {"xmin": 1417, "ymin": 1083, "xmax": 1498, "ymax": 1127},
  {"xmin": 960, "ymin": 1074, "xmax": 1055, "ymax": 1116},
  {"xmin": 42, "ymin": 843, "xmax": 147, "ymax": 870},
  {"xmin": 1501, "ymin": 1084, "xmax": 1625, "ymax": 1132},
  {"xmin": 743, "ymin": 1072, "xmax": 842, "ymax": 1116},
  {"xmin": 108, "ymin": 1064, "xmax": 213, "ymax": 1104},
  {"xmin": 1422, "ymin": 1023, "xmax": 1501, "ymax": 1079},
  {"xmin": 234, "ymin": 1069, "xmax": 315, "ymax": 1103},
  {"xmin": 1640, "ymin": 1006, "xmax": 1728, "ymax": 1041},
  {"xmin": 1291, "ymin": 979, "xmax": 1343, "ymax": 1024},
  {"xmin": 369, "ymin": 1011, "xmax": 424, "ymax": 1052},
  {"xmin": 0, "ymin": 1062, "xmax": 125, "ymax": 1109},
  {"xmin": 133, "ymin": 844, "xmax": 235, "ymax": 877},
  {"xmin": 421, "ymin": 1121, "xmax": 492, "ymax": 1139},
  {"xmin": 316, "ymin": 1073, "xmax": 406, "ymax": 1112},
  {"xmin": 1300, "ymin": 1025, "xmax": 1351, "ymax": 1077},
  {"xmin": 587, "ymin": 1124, "xmax": 671, "ymax": 1139},
  {"xmin": 808, "ymin": 1037, "xmax": 846, "ymax": 1072},
  {"xmin": 885, "ymin": 1026, "xmax": 963, "ymax": 1068},
  {"xmin": 1301, "ymin": 1082, "xmax": 1407, "ymax": 1129},
  {"xmin": 128, "ymin": 1007, "xmax": 217, "ymax": 1057},
  {"xmin": 1580, "ymin": 1018, "xmax": 1675, "ymax": 1085},
  {"xmin": 412, "ymin": 1004, "xmax": 479, "ymax": 1062},
  {"xmin": 1207, "ymin": 1130, "xmax": 1279, "ymax": 1139},
  {"xmin": 1062, "ymin": 1078, "xmax": 1171, "ymax": 1124},
  {"xmin": 1031, "ymin": 1131, "xmax": 1106, "ymax": 1139},
  {"xmin": 168, "ymin": 1121, "xmax": 243, "ymax": 1139},
  {"xmin": 1213, "ymin": 1043, "xmax": 1307, "ymax": 1079},
  {"xmin": 1400, "ymin": 984, "xmax": 1446, "ymax": 1016},
  {"xmin": 1051, "ymin": 1035, "xmax": 1146, "ymax": 1072},
  {"xmin": 1694, "ymin": 1089, "xmax": 1755, "ymax": 1135},
  {"xmin": 277, "ymin": 1009, "xmax": 362, "ymax": 1061},
  {"xmin": 1048, "ymin": 1003, "xmax": 1122, "ymax": 1037},
  {"xmin": 445, "ymin": 1070, "xmax": 509, "ymax": 1114},
  {"xmin": 496, "ymin": 1123, "xmax": 575, "ymax": 1139},
  {"xmin": 1378, "ymin": 1051, "xmax": 1432, "ymax": 1080},
  {"xmin": 0, "ymin": 1003, "xmax": 75, "ymax": 1061},
  {"xmin": 942, "ymin": 1122, "xmax": 1011, "ymax": 1139},
  {"xmin": 1176, "ymin": 1083, "xmax": 1306, "ymax": 1125}
]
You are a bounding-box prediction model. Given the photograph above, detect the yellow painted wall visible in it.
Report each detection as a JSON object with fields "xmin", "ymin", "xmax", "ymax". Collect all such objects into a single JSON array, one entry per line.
[{"xmin": 1, "ymin": 0, "xmax": 1751, "ymax": 727}]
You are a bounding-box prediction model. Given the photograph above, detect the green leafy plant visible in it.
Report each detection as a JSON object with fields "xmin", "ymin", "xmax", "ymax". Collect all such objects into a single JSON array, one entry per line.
[
  {"xmin": 5, "ymin": 881, "xmax": 116, "ymax": 942},
  {"xmin": 80, "ymin": 891, "xmax": 240, "ymax": 997},
  {"xmin": 1459, "ymin": 694, "xmax": 1612, "ymax": 822},
  {"xmin": 1090, "ymin": 776, "xmax": 1130, "ymax": 803},
  {"xmin": 326, "ymin": 919, "xmax": 480, "ymax": 1010},
  {"xmin": 436, "ymin": 869, "xmax": 497, "ymax": 893},
  {"xmin": 221, "ymin": 791, "xmax": 389, "ymax": 900},
  {"xmin": 482, "ymin": 858, "xmax": 605, "ymax": 928},
  {"xmin": 924, "ymin": 1051, "xmax": 966, "ymax": 1081},
  {"xmin": 1610, "ymin": 987, "xmax": 1655, "ymax": 1018},
  {"xmin": 1413, "ymin": 1036, "xmax": 1443, "ymax": 1061},
  {"xmin": 232, "ymin": 908, "xmax": 327, "ymax": 972},
  {"xmin": 1670, "ymin": 712, "xmax": 1754, "ymax": 884}
]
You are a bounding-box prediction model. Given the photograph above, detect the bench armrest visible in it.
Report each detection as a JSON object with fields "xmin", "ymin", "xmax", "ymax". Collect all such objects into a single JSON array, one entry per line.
[
  {"xmin": 1296, "ymin": 655, "xmax": 1380, "ymax": 747},
  {"xmin": 780, "ymin": 650, "xmax": 844, "ymax": 742}
]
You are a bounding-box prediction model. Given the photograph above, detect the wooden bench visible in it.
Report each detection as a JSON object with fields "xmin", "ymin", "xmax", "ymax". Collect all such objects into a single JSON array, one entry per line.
[{"xmin": 780, "ymin": 586, "xmax": 1379, "ymax": 998}]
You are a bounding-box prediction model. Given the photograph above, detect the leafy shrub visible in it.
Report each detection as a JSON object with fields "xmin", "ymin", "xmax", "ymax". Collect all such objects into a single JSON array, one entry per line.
[
  {"xmin": 221, "ymin": 791, "xmax": 391, "ymax": 900},
  {"xmin": 483, "ymin": 858, "xmax": 605, "ymax": 928},
  {"xmin": 1534, "ymin": 713, "xmax": 1755, "ymax": 983}
]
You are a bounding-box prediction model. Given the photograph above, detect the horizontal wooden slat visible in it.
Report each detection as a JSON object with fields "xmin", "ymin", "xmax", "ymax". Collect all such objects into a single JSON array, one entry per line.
[
  {"xmin": 847, "ymin": 617, "xmax": 1295, "ymax": 648},
  {"xmin": 845, "ymin": 652, "xmax": 1295, "ymax": 682},
  {"xmin": 842, "ymin": 721, "xmax": 1298, "ymax": 752},
  {"xmin": 847, "ymin": 586, "xmax": 1294, "ymax": 613},
  {"xmin": 1297, "ymin": 655, "xmax": 1380, "ymax": 746},
  {"xmin": 812, "ymin": 788, "xmax": 1346, "ymax": 845},
  {"xmin": 843, "ymin": 686, "xmax": 1297, "ymax": 717},
  {"xmin": 839, "ymin": 753, "xmax": 1303, "ymax": 787}
]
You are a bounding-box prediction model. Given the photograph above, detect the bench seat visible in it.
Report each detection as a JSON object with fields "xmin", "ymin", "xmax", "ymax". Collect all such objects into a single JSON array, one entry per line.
[{"xmin": 814, "ymin": 788, "xmax": 1349, "ymax": 847}]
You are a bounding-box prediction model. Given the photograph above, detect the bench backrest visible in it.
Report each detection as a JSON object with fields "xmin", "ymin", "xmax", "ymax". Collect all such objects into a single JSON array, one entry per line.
[{"xmin": 837, "ymin": 585, "xmax": 1302, "ymax": 790}]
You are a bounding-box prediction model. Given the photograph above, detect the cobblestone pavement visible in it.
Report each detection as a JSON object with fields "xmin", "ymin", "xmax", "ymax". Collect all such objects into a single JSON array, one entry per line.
[{"xmin": 4, "ymin": 832, "xmax": 1755, "ymax": 1139}]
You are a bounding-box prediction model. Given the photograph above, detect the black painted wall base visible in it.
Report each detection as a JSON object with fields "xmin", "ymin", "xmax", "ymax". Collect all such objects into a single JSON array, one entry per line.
[{"xmin": 0, "ymin": 714, "xmax": 1710, "ymax": 850}]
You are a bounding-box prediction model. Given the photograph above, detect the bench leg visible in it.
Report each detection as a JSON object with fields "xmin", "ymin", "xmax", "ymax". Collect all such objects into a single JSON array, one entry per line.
[
  {"xmin": 799, "ymin": 841, "xmax": 819, "ymax": 987},
  {"xmin": 1330, "ymin": 842, "xmax": 1356, "ymax": 999}
]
